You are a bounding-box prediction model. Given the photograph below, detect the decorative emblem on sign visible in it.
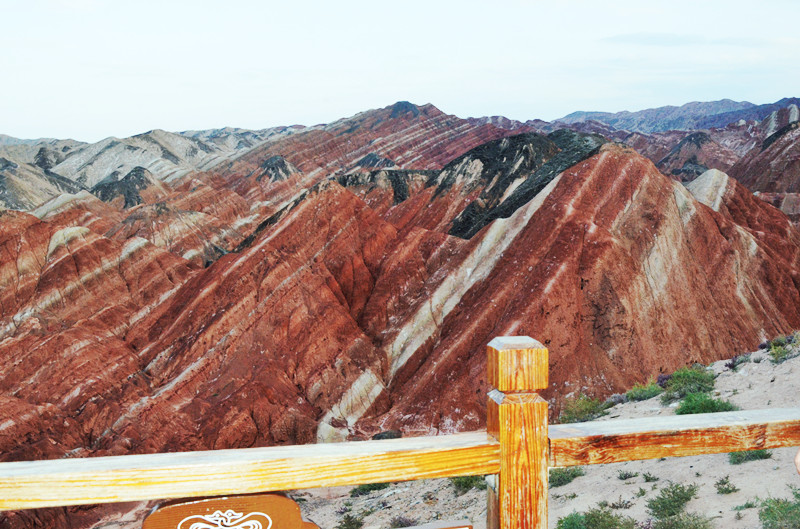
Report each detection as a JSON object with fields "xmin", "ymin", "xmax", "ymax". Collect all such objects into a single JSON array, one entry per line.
[{"xmin": 177, "ymin": 509, "xmax": 273, "ymax": 529}]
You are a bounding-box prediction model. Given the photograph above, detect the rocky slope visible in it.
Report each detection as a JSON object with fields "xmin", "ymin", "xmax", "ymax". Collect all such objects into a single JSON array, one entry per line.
[
  {"xmin": 729, "ymin": 122, "xmax": 800, "ymax": 193},
  {"xmin": 655, "ymin": 132, "xmax": 739, "ymax": 181},
  {"xmin": 2, "ymin": 102, "xmax": 800, "ymax": 529}
]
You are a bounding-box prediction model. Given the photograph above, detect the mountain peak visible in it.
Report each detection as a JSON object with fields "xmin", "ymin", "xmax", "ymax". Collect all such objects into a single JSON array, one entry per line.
[{"xmin": 389, "ymin": 101, "xmax": 421, "ymax": 119}]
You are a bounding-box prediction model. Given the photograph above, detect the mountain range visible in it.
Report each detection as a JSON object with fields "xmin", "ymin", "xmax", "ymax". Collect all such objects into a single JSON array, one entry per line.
[{"xmin": 1, "ymin": 98, "xmax": 799, "ymax": 529}]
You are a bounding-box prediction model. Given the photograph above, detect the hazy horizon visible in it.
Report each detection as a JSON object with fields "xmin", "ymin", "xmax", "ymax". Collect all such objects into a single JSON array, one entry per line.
[{"xmin": 3, "ymin": 0, "xmax": 799, "ymax": 142}]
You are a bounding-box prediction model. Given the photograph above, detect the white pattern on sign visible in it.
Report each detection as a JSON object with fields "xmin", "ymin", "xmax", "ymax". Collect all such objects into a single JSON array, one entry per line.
[{"xmin": 177, "ymin": 509, "xmax": 273, "ymax": 529}]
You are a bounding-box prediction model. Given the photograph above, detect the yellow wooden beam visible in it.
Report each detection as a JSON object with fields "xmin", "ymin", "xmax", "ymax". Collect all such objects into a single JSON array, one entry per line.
[
  {"xmin": 549, "ymin": 407, "xmax": 800, "ymax": 467},
  {"xmin": 0, "ymin": 432, "xmax": 500, "ymax": 510}
]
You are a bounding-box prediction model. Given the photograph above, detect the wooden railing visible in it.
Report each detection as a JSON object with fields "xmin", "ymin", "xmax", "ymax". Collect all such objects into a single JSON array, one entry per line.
[{"xmin": 1, "ymin": 336, "xmax": 799, "ymax": 529}]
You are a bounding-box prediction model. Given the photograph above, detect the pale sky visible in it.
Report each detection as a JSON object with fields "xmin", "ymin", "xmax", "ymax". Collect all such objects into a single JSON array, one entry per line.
[{"xmin": 3, "ymin": 0, "xmax": 799, "ymax": 142}]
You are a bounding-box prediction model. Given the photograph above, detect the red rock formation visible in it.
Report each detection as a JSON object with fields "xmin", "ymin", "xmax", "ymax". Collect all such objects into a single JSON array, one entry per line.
[
  {"xmin": 352, "ymin": 146, "xmax": 800, "ymax": 435},
  {"xmin": 204, "ymin": 102, "xmax": 517, "ymax": 209},
  {"xmin": 756, "ymin": 192, "xmax": 800, "ymax": 223},
  {"xmin": 31, "ymin": 190, "xmax": 125, "ymax": 234},
  {"xmin": 3, "ymin": 108, "xmax": 800, "ymax": 529},
  {"xmin": 0, "ymin": 210, "xmax": 193, "ymax": 461},
  {"xmin": 729, "ymin": 123, "xmax": 800, "ymax": 193},
  {"xmin": 656, "ymin": 132, "xmax": 739, "ymax": 181}
]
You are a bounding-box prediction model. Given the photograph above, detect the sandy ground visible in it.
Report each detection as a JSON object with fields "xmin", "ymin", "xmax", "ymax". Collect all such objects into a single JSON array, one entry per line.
[{"xmin": 297, "ymin": 346, "xmax": 800, "ymax": 529}]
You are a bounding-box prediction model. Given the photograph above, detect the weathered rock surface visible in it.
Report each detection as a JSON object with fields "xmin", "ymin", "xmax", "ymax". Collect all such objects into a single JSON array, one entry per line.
[
  {"xmin": 756, "ymin": 192, "xmax": 800, "ymax": 223},
  {"xmin": 91, "ymin": 166, "xmax": 169, "ymax": 208},
  {"xmin": 0, "ymin": 154, "xmax": 86, "ymax": 210},
  {"xmin": 656, "ymin": 132, "xmax": 739, "ymax": 181},
  {"xmin": 353, "ymin": 145, "xmax": 800, "ymax": 434},
  {"xmin": 2, "ymin": 102, "xmax": 800, "ymax": 529},
  {"xmin": 729, "ymin": 122, "xmax": 800, "ymax": 193}
]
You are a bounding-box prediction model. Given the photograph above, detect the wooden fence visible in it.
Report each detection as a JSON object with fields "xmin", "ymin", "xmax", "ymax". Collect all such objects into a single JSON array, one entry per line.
[{"xmin": 1, "ymin": 336, "xmax": 799, "ymax": 528}]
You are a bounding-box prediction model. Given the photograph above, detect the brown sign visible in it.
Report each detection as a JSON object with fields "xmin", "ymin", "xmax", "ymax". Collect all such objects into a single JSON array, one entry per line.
[{"xmin": 143, "ymin": 493, "xmax": 318, "ymax": 529}]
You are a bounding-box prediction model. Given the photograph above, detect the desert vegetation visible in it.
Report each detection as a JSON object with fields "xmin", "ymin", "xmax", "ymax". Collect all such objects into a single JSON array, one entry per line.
[{"xmin": 558, "ymin": 394, "xmax": 611, "ymax": 423}]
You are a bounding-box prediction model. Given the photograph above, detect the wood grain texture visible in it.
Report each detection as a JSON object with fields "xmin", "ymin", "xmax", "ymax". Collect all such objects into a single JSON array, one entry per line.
[
  {"xmin": 549, "ymin": 407, "xmax": 800, "ymax": 467},
  {"xmin": 487, "ymin": 393, "xmax": 549, "ymax": 529},
  {"xmin": 143, "ymin": 493, "xmax": 318, "ymax": 529},
  {"xmin": 0, "ymin": 432, "xmax": 499, "ymax": 510},
  {"xmin": 487, "ymin": 337, "xmax": 548, "ymax": 391}
]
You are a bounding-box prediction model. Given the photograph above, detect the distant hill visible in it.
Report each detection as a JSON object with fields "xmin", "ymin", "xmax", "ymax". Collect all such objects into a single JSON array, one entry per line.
[
  {"xmin": 556, "ymin": 98, "xmax": 800, "ymax": 133},
  {"xmin": 556, "ymin": 99, "xmax": 755, "ymax": 133}
]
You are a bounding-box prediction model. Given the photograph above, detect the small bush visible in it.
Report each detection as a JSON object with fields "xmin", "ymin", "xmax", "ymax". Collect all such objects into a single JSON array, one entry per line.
[
  {"xmin": 550, "ymin": 466, "xmax": 586, "ymax": 487},
  {"xmin": 651, "ymin": 512, "xmax": 713, "ymax": 529},
  {"xmin": 449, "ymin": 475, "xmax": 486, "ymax": 495},
  {"xmin": 557, "ymin": 512, "xmax": 587, "ymax": 529},
  {"xmin": 772, "ymin": 335, "xmax": 789, "ymax": 347},
  {"xmin": 336, "ymin": 513, "xmax": 364, "ymax": 529},
  {"xmin": 389, "ymin": 516, "xmax": 418, "ymax": 528},
  {"xmin": 626, "ymin": 380, "xmax": 663, "ymax": 401},
  {"xmin": 349, "ymin": 482, "xmax": 390, "ymax": 497},
  {"xmin": 728, "ymin": 449, "xmax": 773, "ymax": 465},
  {"xmin": 769, "ymin": 343, "xmax": 796, "ymax": 364},
  {"xmin": 646, "ymin": 483, "xmax": 699, "ymax": 519},
  {"xmin": 617, "ymin": 470, "xmax": 639, "ymax": 480},
  {"xmin": 724, "ymin": 354, "xmax": 750, "ymax": 371},
  {"xmin": 660, "ymin": 367, "xmax": 715, "ymax": 404},
  {"xmin": 610, "ymin": 496, "xmax": 634, "ymax": 509},
  {"xmin": 734, "ymin": 500, "xmax": 758, "ymax": 511},
  {"xmin": 714, "ymin": 475, "xmax": 739, "ymax": 494},
  {"xmin": 759, "ymin": 495, "xmax": 800, "ymax": 529},
  {"xmin": 637, "ymin": 487, "xmax": 648, "ymax": 498},
  {"xmin": 675, "ymin": 393, "xmax": 739, "ymax": 415},
  {"xmin": 643, "ymin": 472, "xmax": 660, "ymax": 482},
  {"xmin": 559, "ymin": 394, "xmax": 610, "ymax": 423},
  {"xmin": 556, "ymin": 508, "xmax": 636, "ymax": 529}
]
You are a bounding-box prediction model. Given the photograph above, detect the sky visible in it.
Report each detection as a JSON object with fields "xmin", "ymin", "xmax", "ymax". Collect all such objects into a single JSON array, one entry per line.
[{"xmin": 2, "ymin": 0, "xmax": 799, "ymax": 142}]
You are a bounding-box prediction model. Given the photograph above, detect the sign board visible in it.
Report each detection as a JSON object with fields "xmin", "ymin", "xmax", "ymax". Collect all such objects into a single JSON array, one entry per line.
[{"xmin": 143, "ymin": 493, "xmax": 319, "ymax": 529}]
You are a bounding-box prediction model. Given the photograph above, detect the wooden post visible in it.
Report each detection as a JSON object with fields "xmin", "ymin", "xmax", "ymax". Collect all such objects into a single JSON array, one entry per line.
[{"xmin": 486, "ymin": 336, "xmax": 549, "ymax": 529}]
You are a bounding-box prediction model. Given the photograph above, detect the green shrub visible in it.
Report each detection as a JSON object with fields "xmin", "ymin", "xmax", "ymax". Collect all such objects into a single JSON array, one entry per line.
[
  {"xmin": 770, "ymin": 344, "xmax": 793, "ymax": 363},
  {"xmin": 449, "ymin": 475, "xmax": 487, "ymax": 495},
  {"xmin": 626, "ymin": 380, "xmax": 663, "ymax": 401},
  {"xmin": 772, "ymin": 335, "xmax": 789, "ymax": 347},
  {"xmin": 675, "ymin": 393, "xmax": 739, "ymax": 415},
  {"xmin": 646, "ymin": 483, "xmax": 699, "ymax": 519},
  {"xmin": 728, "ymin": 449, "xmax": 773, "ymax": 465},
  {"xmin": 336, "ymin": 513, "xmax": 364, "ymax": 529},
  {"xmin": 550, "ymin": 466, "xmax": 586, "ymax": 487},
  {"xmin": 643, "ymin": 472, "xmax": 660, "ymax": 482},
  {"xmin": 759, "ymin": 495, "xmax": 800, "ymax": 529},
  {"xmin": 651, "ymin": 512, "xmax": 713, "ymax": 529},
  {"xmin": 349, "ymin": 482, "xmax": 390, "ymax": 497},
  {"xmin": 617, "ymin": 470, "xmax": 638, "ymax": 480},
  {"xmin": 610, "ymin": 496, "xmax": 633, "ymax": 509},
  {"xmin": 734, "ymin": 500, "xmax": 758, "ymax": 511},
  {"xmin": 556, "ymin": 508, "xmax": 636, "ymax": 529},
  {"xmin": 559, "ymin": 394, "xmax": 610, "ymax": 423},
  {"xmin": 557, "ymin": 512, "xmax": 587, "ymax": 529},
  {"xmin": 660, "ymin": 367, "xmax": 715, "ymax": 403},
  {"xmin": 714, "ymin": 475, "xmax": 739, "ymax": 494}
]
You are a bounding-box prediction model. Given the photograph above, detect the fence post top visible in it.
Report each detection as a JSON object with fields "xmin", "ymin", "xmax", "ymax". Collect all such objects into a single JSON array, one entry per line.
[
  {"xmin": 487, "ymin": 336, "xmax": 544, "ymax": 351},
  {"xmin": 487, "ymin": 336, "xmax": 549, "ymax": 392}
]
